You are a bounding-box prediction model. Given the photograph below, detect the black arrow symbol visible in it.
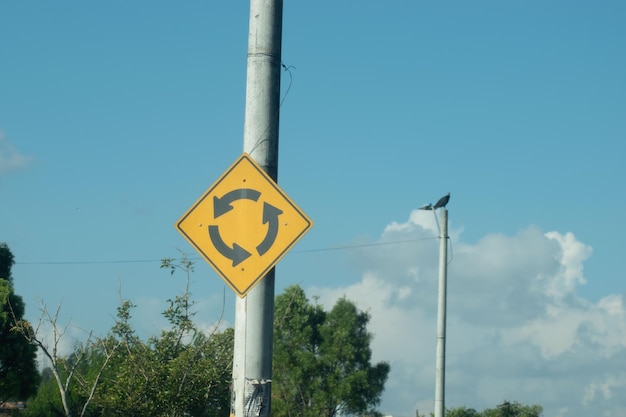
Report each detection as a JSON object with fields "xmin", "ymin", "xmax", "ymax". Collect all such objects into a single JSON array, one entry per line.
[
  {"xmin": 213, "ymin": 188, "xmax": 261, "ymax": 218},
  {"xmin": 256, "ymin": 202, "xmax": 283, "ymax": 256},
  {"xmin": 208, "ymin": 225, "xmax": 251, "ymax": 267}
]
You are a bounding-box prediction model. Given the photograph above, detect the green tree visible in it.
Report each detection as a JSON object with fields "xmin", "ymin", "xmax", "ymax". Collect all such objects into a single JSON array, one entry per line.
[
  {"xmin": 272, "ymin": 285, "xmax": 390, "ymax": 417},
  {"xmin": 20, "ymin": 255, "xmax": 233, "ymax": 417},
  {"xmin": 0, "ymin": 243, "xmax": 15, "ymax": 285},
  {"xmin": 446, "ymin": 401, "xmax": 543, "ymax": 417},
  {"xmin": 12, "ymin": 300, "xmax": 119, "ymax": 417},
  {"xmin": 446, "ymin": 406, "xmax": 480, "ymax": 417},
  {"xmin": 0, "ymin": 243, "xmax": 40, "ymax": 402},
  {"xmin": 24, "ymin": 367, "xmax": 67, "ymax": 417},
  {"xmin": 482, "ymin": 401, "xmax": 543, "ymax": 417},
  {"xmin": 93, "ymin": 256, "xmax": 233, "ymax": 417}
]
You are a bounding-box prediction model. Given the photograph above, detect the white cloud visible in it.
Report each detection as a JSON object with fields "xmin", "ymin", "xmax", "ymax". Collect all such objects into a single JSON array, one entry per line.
[
  {"xmin": 306, "ymin": 209, "xmax": 626, "ymax": 417},
  {"xmin": 0, "ymin": 132, "xmax": 32, "ymax": 174},
  {"xmin": 583, "ymin": 374, "xmax": 626, "ymax": 406},
  {"xmin": 545, "ymin": 231, "xmax": 591, "ymax": 297}
]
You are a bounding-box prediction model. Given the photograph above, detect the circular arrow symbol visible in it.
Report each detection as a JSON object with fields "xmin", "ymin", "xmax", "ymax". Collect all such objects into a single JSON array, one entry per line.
[
  {"xmin": 208, "ymin": 188, "xmax": 283, "ymax": 267},
  {"xmin": 213, "ymin": 188, "xmax": 261, "ymax": 218},
  {"xmin": 256, "ymin": 202, "xmax": 283, "ymax": 256},
  {"xmin": 208, "ymin": 225, "xmax": 251, "ymax": 267}
]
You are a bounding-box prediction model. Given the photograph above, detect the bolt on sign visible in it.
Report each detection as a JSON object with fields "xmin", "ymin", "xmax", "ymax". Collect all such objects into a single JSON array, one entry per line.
[{"xmin": 176, "ymin": 153, "xmax": 313, "ymax": 297}]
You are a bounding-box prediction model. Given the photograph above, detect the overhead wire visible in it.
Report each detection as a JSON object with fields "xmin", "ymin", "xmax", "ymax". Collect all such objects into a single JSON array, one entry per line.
[
  {"xmin": 15, "ymin": 236, "xmax": 439, "ymax": 266},
  {"xmin": 14, "ymin": 63, "xmax": 455, "ymax": 268},
  {"xmin": 431, "ymin": 209, "xmax": 455, "ymax": 265},
  {"xmin": 246, "ymin": 61, "xmax": 294, "ymax": 156}
]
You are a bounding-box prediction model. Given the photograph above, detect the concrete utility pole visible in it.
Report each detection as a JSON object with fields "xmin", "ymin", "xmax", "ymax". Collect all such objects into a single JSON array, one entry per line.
[
  {"xmin": 231, "ymin": 1, "xmax": 283, "ymax": 417},
  {"xmin": 434, "ymin": 208, "xmax": 448, "ymax": 417}
]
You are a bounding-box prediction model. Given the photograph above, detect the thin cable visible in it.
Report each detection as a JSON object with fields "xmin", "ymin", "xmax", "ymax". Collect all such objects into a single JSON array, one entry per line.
[
  {"xmin": 293, "ymin": 237, "xmax": 438, "ymax": 254},
  {"xmin": 247, "ymin": 62, "xmax": 294, "ymax": 156},
  {"xmin": 447, "ymin": 238, "xmax": 454, "ymax": 265},
  {"xmin": 432, "ymin": 209, "xmax": 454, "ymax": 265},
  {"xmin": 15, "ymin": 236, "xmax": 438, "ymax": 266},
  {"xmin": 17, "ymin": 259, "xmax": 163, "ymax": 266},
  {"xmin": 433, "ymin": 210, "xmax": 441, "ymax": 235}
]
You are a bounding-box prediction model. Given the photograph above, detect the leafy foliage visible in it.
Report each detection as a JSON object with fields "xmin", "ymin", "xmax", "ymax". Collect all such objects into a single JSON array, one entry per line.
[
  {"xmin": 12, "ymin": 298, "xmax": 120, "ymax": 417},
  {"xmin": 482, "ymin": 401, "xmax": 543, "ymax": 417},
  {"xmin": 17, "ymin": 260, "xmax": 391, "ymax": 417},
  {"xmin": 272, "ymin": 285, "xmax": 390, "ymax": 417},
  {"xmin": 94, "ymin": 309, "xmax": 233, "ymax": 417},
  {"xmin": 446, "ymin": 406, "xmax": 481, "ymax": 417},
  {"xmin": 15, "ymin": 255, "xmax": 232, "ymax": 417},
  {"xmin": 0, "ymin": 242, "xmax": 15, "ymax": 285},
  {"xmin": 0, "ymin": 243, "xmax": 40, "ymax": 402},
  {"xmin": 447, "ymin": 401, "xmax": 543, "ymax": 417},
  {"xmin": 85, "ymin": 256, "xmax": 232, "ymax": 417}
]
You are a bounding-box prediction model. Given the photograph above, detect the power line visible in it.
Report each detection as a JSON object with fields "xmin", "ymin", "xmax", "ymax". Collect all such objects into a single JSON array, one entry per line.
[
  {"xmin": 294, "ymin": 237, "xmax": 437, "ymax": 253},
  {"xmin": 16, "ymin": 259, "xmax": 162, "ymax": 266},
  {"xmin": 15, "ymin": 236, "xmax": 438, "ymax": 266}
]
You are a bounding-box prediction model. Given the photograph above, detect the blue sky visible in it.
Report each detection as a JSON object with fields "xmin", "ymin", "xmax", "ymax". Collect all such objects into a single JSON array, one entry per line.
[{"xmin": 1, "ymin": 1, "xmax": 625, "ymax": 416}]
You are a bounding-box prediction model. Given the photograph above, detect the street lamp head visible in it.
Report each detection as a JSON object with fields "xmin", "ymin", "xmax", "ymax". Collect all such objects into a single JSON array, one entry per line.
[
  {"xmin": 419, "ymin": 203, "xmax": 433, "ymax": 211},
  {"xmin": 433, "ymin": 192, "xmax": 450, "ymax": 209}
]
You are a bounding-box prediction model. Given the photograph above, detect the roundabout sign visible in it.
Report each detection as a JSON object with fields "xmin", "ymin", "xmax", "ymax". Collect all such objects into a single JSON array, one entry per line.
[{"xmin": 176, "ymin": 153, "xmax": 313, "ymax": 297}]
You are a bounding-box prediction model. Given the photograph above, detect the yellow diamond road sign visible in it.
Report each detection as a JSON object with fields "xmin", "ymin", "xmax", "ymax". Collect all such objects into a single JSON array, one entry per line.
[{"xmin": 176, "ymin": 153, "xmax": 313, "ymax": 297}]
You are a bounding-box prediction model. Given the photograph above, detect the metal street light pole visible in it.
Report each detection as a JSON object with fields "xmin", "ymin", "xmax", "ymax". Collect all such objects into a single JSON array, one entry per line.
[
  {"xmin": 434, "ymin": 207, "xmax": 448, "ymax": 417},
  {"xmin": 419, "ymin": 194, "xmax": 450, "ymax": 417}
]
